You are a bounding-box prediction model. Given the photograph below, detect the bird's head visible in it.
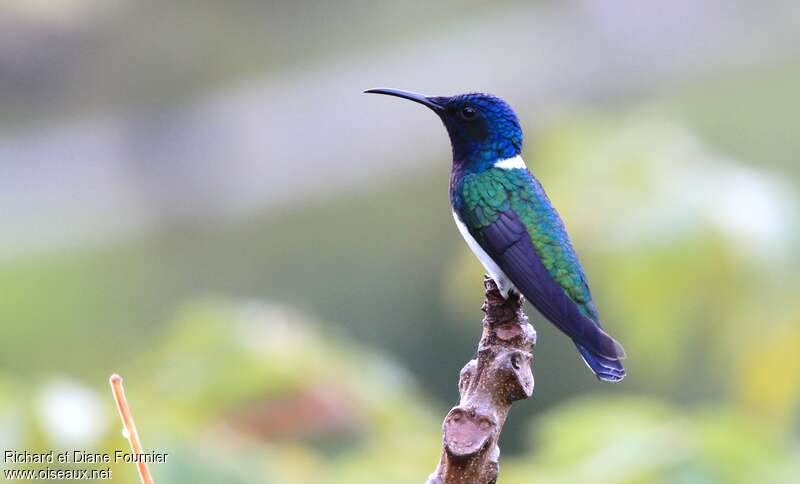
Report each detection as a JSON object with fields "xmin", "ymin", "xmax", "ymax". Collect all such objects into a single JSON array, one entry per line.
[{"xmin": 365, "ymin": 88, "xmax": 523, "ymax": 170}]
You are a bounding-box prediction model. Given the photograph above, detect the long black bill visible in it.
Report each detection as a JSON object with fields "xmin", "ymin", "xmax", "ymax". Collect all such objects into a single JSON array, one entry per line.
[{"xmin": 364, "ymin": 87, "xmax": 444, "ymax": 112}]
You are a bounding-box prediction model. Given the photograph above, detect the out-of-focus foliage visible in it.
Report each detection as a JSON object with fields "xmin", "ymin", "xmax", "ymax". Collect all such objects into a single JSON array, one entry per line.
[
  {"xmin": 7, "ymin": 301, "xmax": 799, "ymax": 483},
  {"xmin": 6, "ymin": 302, "xmax": 443, "ymax": 483},
  {"xmin": 1, "ymin": 1, "xmax": 799, "ymax": 482},
  {"xmin": 504, "ymin": 398, "xmax": 799, "ymax": 484},
  {"xmin": 131, "ymin": 301, "xmax": 444, "ymax": 484}
]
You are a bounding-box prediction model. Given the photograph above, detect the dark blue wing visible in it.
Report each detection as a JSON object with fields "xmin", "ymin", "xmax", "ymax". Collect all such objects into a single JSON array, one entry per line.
[{"xmin": 473, "ymin": 210, "xmax": 625, "ymax": 362}]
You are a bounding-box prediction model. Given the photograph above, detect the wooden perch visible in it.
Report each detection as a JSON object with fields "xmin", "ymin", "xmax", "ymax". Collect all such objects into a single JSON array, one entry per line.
[{"xmin": 427, "ymin": 277, "xmax": 536, "ymax": 484}]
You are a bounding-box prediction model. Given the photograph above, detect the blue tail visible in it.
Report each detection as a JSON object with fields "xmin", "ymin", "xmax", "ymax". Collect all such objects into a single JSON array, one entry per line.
[{"xmin": 577, "ymin": 344, "xmax": 626, "ymax": 382}]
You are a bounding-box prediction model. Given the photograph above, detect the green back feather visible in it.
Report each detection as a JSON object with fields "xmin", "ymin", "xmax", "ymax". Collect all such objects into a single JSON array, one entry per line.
[{"xmin": 459, "ymin": 167, "xmax": 599, "ymax": 321}]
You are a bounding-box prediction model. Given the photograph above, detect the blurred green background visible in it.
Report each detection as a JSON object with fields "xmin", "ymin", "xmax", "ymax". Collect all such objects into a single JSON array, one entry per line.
[{"xmin": 1, "ymin": 1, "xmax": 799, "ymax": 482}]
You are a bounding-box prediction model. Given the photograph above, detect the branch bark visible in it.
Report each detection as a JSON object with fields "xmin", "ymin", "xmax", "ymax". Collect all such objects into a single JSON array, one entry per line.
[{"xmin": 427, "ymin": 277, "xmax": 536, "ymax": 484}]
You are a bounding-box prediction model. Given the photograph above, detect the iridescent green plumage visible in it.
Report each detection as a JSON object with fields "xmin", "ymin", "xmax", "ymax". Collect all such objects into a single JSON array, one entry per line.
[{"xmin": 458, "ymin": 167, "xmax": 598, "ymax": 320}]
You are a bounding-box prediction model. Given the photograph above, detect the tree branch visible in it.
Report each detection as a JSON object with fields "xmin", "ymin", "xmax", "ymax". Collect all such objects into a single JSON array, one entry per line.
[{"xmin": 427, "ymin": 277, "xmax": 536, "ymax": 484}]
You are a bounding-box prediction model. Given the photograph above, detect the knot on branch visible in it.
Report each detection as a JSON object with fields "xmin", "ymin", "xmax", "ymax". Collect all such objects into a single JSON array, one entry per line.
[{"xmin": 443, "ymin": 407, "xmax": 496, "ymax": 459}]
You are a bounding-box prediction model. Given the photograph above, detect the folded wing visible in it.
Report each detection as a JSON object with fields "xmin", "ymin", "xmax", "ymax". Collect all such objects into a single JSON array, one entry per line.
[{"xmin": 472, "ymin": 207, "xmax": 624, "ymax": 361}]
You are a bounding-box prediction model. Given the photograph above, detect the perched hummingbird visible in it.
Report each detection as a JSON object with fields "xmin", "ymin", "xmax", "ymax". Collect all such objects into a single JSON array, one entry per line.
[{"xmin": 365, "ymin": 88, "xmax": 626, "ymax": 381}]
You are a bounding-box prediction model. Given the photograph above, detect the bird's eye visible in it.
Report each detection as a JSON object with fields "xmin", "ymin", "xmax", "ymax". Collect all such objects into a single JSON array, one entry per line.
[{"xmin": 460, "ymin": 106, "xmax": 476, "ymax": 119}]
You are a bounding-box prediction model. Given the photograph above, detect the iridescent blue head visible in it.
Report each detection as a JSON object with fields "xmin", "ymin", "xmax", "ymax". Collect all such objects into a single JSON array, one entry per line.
[{"xmin": 365, "ymin": 88, "xmax": 523, "ymax": 172}]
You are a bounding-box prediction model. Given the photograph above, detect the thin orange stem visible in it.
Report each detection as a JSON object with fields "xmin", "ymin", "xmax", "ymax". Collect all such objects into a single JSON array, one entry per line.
[{"xmin": 109, "ymin": 374, "xmax": 154, "ymax": 484}]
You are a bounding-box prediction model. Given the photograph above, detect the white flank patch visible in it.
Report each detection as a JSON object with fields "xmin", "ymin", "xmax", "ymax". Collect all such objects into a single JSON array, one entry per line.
[
  {"xmin": 493, "ymin": 155, "xmax": 527, "ymax": 170},
  {"xmin": 451, "ymin": 211, "xmax": 516, "ymax": 297}
]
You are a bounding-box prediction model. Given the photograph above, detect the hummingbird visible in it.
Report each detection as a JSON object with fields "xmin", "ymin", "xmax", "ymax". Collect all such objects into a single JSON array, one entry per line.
[{"xmin": 365, "ymin": 88, "xmax": 626, "ymax": 382}]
